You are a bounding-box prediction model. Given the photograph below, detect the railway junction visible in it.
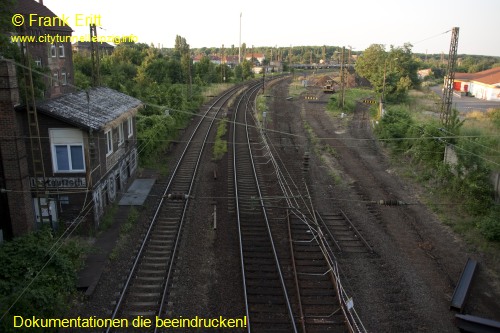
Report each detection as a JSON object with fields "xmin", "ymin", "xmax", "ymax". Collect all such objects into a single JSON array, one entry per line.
[{"xmin": 72, "ymin": 74, "xmax": 500, "ymax": 333}]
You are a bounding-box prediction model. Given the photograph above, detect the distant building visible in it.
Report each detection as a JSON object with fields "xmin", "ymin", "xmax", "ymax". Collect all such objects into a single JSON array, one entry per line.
[
  {"xmin": 13, "ymin": 0, "xmax": 75, "ymax": 98},
  {"xmin": 245, "ymin": 53, "xmax": 265, "ymax": 65},
  {"xmin": 453, "ymin": 67, "xmax": 500, "ymax": 101},
  {"xmin": 72, "ymin": 41, "xmax": 115, "ymax": 55},
  {"xmin": 222, "ymin": 55, "xmax": 239, "ymax": 68},
  {"xmin": 418, "ymin": 68, "xmax": 433, "ymax": 80}
]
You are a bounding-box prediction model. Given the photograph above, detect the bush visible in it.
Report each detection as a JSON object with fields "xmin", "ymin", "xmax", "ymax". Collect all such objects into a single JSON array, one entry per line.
[
  {"xmin": 376, "ymin": 105, "xmax": 414, "ymax": 150},
  {"xmin": 136, "ymin": 114, "xmax": 175, "ymax": 160},
  {"xmin": 478, "ymin": 207, "xmax": 500, "ymax": 241},
  {"xmin": 407, "ymin": 121, "xmax": 446, "ymax": 165},
  {"xmin": 487, "ymin": 108, "xmax": 500, "ymax": 129},
  {"xmin": 0, "ymin": 229, "xmax": 84, "ymax": 333}
]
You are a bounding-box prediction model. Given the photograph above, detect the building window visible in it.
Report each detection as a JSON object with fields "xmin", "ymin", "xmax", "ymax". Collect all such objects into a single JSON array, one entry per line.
[
  {"xmin": 50, "ymin": 44, "xmax": 56, "ymax": 57},
  {"xmin": 127, "ymin": 117, "xmax": 133, "ymax": 138},
  {"xmin": 61, "ymin": 72, "xmax": 67, "ymax": 85},
  {"xmin": 105, "ymin": 130, "xmax": 113, "ymax": 156},
  {"xmin": 53, "ymin": 73, "xmax": 59, "ymax": 86},
  {"xmin": 49, "ymin": 129, "xmax": 85, "ymax": 173},
  {"xmin": 54, "ymin": 145, "xmax": 85, "ymax": 171},
  {"xmin": 35, "ymin": 58, "xmax": 42, "ymax": 67},
  {"xmin": 58, "ymin": 44, "xmax": 65, "ymax": 57},
  {"xmin": 118, "ymin": 123, "xmax": 124, "ymax": 146}
]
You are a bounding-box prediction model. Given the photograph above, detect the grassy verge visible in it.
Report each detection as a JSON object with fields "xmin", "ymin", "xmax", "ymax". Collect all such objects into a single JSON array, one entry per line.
[
  {"xmin": 326, "ymin": 87, "xmax": 375, "ymax": 115},
  {"xmin": 255, "ymin": 94, "xmax": 268, "ymax": 124},
  {"xmin": 98, "ymin": 203, "xmax": 118, "ymax": 231},
  {"xmin": 288, "ymin": 77, "xmax": 307, "ymax": 98},
  {"xmin": 203, "ymin": 83, "xmax": 234, "ymax": 103},
  {"xmin": 374, "ymin": 87, "xmax": 500, "ymax": 249},
  {"xmin": 213, "ymin": 117, "xmax": 228, "ymax": 161},
  {"xmin": 303, "ymin": 121, "xmax": 341, "ymax": 184},
  {"xmin": 109, "ymin": 207, "xmax": 140, "ymax": 261}
]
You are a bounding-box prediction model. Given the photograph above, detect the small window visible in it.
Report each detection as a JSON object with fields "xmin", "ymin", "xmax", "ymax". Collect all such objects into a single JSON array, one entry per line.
[
  {"xmin": 59, "ymin": 196, "xmax": 69, "ymax": 205},
  {"xmin": 61, "ymin": 72, "xmax": 67, "ymax": 85},
  {"xmin": 35, "ymin": 58, "xmax": 42, "ymax": 67},
  {"xmin": 118, "ymin": 123, "xmax": 124, "ymax": 146},
  {"xmin": 50, "ymin": 44, "xmax": 56, "ymax": 57},
  {"xmin": 53, "ymin": 145, "xmax": 85, "ymax": 172},
  {"xmin": 58, "ymin": 44, "xmax": 65, "ymax": 57},
  {"xmin": 105, "ymin": 130, "xmax": 113, "ymax": 156},
  {"xmin": 127, "ymin": 117, "xmax": 133, "ymax": 138},
  {"xmin": 53, "ymin": 73, "xmax": 59, "ymax": 86}
]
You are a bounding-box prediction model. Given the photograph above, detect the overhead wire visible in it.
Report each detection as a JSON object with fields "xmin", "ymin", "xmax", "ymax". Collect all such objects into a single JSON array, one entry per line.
[{"xmin": 1, "ymin": 50, "xmax": 497, "ymax": 322}]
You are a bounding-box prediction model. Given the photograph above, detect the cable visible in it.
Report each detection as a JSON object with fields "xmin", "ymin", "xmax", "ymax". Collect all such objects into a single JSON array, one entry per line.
[{"xmin": 412, "ymin": 29, "xmax": 451, "ymax": 46}]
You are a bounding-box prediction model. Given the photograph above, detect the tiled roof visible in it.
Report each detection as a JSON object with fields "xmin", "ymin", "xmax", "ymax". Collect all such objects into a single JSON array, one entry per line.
[
  {"xmin": 32, "ymin": 87, "xmax": 142, "ymax": 131},
  {"xmin": 455, "ymin": 67, "xmax": 500, "ymax": 85},
  {"xmin": 15, "ymin": 0, "xmax": 72, "ymax": 33}
]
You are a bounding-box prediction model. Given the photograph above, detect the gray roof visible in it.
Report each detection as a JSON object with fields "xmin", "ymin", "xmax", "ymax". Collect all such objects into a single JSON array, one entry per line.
[{"xmin": 35, "ymin": 87, "xmax": 142, "ymax": 131}]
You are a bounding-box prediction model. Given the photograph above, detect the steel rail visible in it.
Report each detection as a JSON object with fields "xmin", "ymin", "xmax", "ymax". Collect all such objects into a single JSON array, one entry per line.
[
  {"xmin": 106, "ymin": 85, "xmax": 244, "ymax": 332},
  {"xmin": 233, "ymin": 81, "xmax": 298, "ymax": 333}
]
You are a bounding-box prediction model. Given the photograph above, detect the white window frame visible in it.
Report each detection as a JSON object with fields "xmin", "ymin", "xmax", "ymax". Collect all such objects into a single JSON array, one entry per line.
[
  {"xmin": 118, "ymin": 123, "xmax": 124, "ymax": 146},
  {"xmin": 61, "ymin": 72, "xmax": 67, "ymax": 85},
  {"xmin": 105, "ymin": 129, "xmax": 113, "ymax": 156},
  {"xmin": 49, "ymin": 129, "xmax": 86, "ymax": 173},
  {"xmin": 58, "ymin": 43, "xmax": 65, "ymax": 57},
  {"xmin": 35, "ymin": 58, "xmax": 42, "ymax": 67},
  {"xmin": 53, "ymin": 73, "xmax": 59, "ymax": 86},
  {"xmin": 127, "ymin": 117, "xmax": 133, "ymax": 138},
  {"xmin": 50, "ymin": 43, "xmax": 56, "ymax": 57}
]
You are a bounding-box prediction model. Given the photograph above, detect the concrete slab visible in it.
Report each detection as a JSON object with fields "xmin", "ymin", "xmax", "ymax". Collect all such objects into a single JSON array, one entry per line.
[{"xmin": 119, "ymin": 179, "xmax": 156, "ymax": 206}]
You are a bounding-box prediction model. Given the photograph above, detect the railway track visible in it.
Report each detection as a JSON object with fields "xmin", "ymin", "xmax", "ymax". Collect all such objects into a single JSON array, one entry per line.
[
  {"xmin": 287, "ymin": 212, "xmax": 349, "ymax": 332},
  {"xmin": 105, "ymin": 84, "xmax": 251, "ymax": 332},
  {"xmin": 232, "ymin": 83, "xmax": 297, "ymax": 332},
  {"xmin": 230, "ymin": 78, "xmax": 367, "ymax": 332}
]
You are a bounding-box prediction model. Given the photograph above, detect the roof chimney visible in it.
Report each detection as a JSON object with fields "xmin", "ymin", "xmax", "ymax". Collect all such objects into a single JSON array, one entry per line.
[{"xmin": 39, "ymin": 0, "xmax": 43, "ymax": 5}]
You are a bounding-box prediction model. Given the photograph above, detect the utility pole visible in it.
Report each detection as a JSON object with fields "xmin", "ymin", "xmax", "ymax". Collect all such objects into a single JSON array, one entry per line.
[
  {"xmin": 338, "ymin": 46, "xmax": 346, "ymax": 109},
  {"xmin": 440, "ymin": 27, "xmax": 459, "ymax": 127},
  {"xmin": 238, "ymin": 12, "xmax": 242, "ymax": 64},
  {"xmin": 90, "ymin": 24, "xmax": 100, "ymax": 87},
  {"xmin": 221, "ymin": 44, "xmax": 225, "ymax": 83}
]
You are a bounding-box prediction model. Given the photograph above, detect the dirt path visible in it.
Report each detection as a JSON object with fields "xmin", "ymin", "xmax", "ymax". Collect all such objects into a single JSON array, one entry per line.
[{"xmin": 295, "ymin": 82, "xmax": 500, "ymax": 331}]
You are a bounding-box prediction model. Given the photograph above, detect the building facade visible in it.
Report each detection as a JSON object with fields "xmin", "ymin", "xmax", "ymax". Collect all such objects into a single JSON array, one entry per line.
[
  {"xmin": 13, "ymin": 0, "xmax": 75, "ymax": 98},
  {"xmin": 454, "ymin": 67, "xmax": 500, "ymax": 101},
  {"xmin": 15, "ymin": 87, "xmax": 142, "ymax": 230}
]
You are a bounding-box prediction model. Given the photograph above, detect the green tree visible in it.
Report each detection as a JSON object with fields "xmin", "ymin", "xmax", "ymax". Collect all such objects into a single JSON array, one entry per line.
[
  {"xmin": 355, "ymin": 43, "xmax": 418, "ymax": 103},
  {"xmin": 194, "ymin": 56, "xmax": 217, "ymax": 85},
  {"xmin": 0, "ymin": 0, "xmax": 16, "ymax": 49}
]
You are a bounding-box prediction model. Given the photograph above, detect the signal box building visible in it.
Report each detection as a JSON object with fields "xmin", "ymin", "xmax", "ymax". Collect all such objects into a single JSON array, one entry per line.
[
  {"xmin": 1, "ymin": 62, "xmax": 142, "ymax": 238},
  {"xmin": 14, "ymin": 87, "xmax": 142, "ymax": 230}
]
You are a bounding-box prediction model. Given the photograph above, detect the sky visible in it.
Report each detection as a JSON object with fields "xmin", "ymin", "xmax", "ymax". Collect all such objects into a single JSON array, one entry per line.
[{"xmin": 41, "ymin": 0, "xmax": 500, "ymax": 56}]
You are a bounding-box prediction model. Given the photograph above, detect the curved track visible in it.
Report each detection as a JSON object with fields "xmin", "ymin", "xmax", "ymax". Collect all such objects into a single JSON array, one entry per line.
[
  {"xmin": 230, "ymin": 78, "xmax": 368, "ymax": 332},
  {"xmin": 232, "ymin": 83, "xmax": 298, "ymax": 332},
  {"xmin": 105, "ymin": 84, "xmax": 250, "ymax": 332}
]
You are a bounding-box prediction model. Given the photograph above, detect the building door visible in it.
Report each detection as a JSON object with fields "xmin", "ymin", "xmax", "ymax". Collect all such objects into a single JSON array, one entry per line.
[{"xmin": 33, "ymin": 198, "xmax": 58, "ymax": 226}]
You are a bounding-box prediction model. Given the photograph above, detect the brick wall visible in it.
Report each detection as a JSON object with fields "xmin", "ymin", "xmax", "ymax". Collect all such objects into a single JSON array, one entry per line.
[{"xmin": 0, "ymin": 60, "xmax": 35, "ymax": 237}]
